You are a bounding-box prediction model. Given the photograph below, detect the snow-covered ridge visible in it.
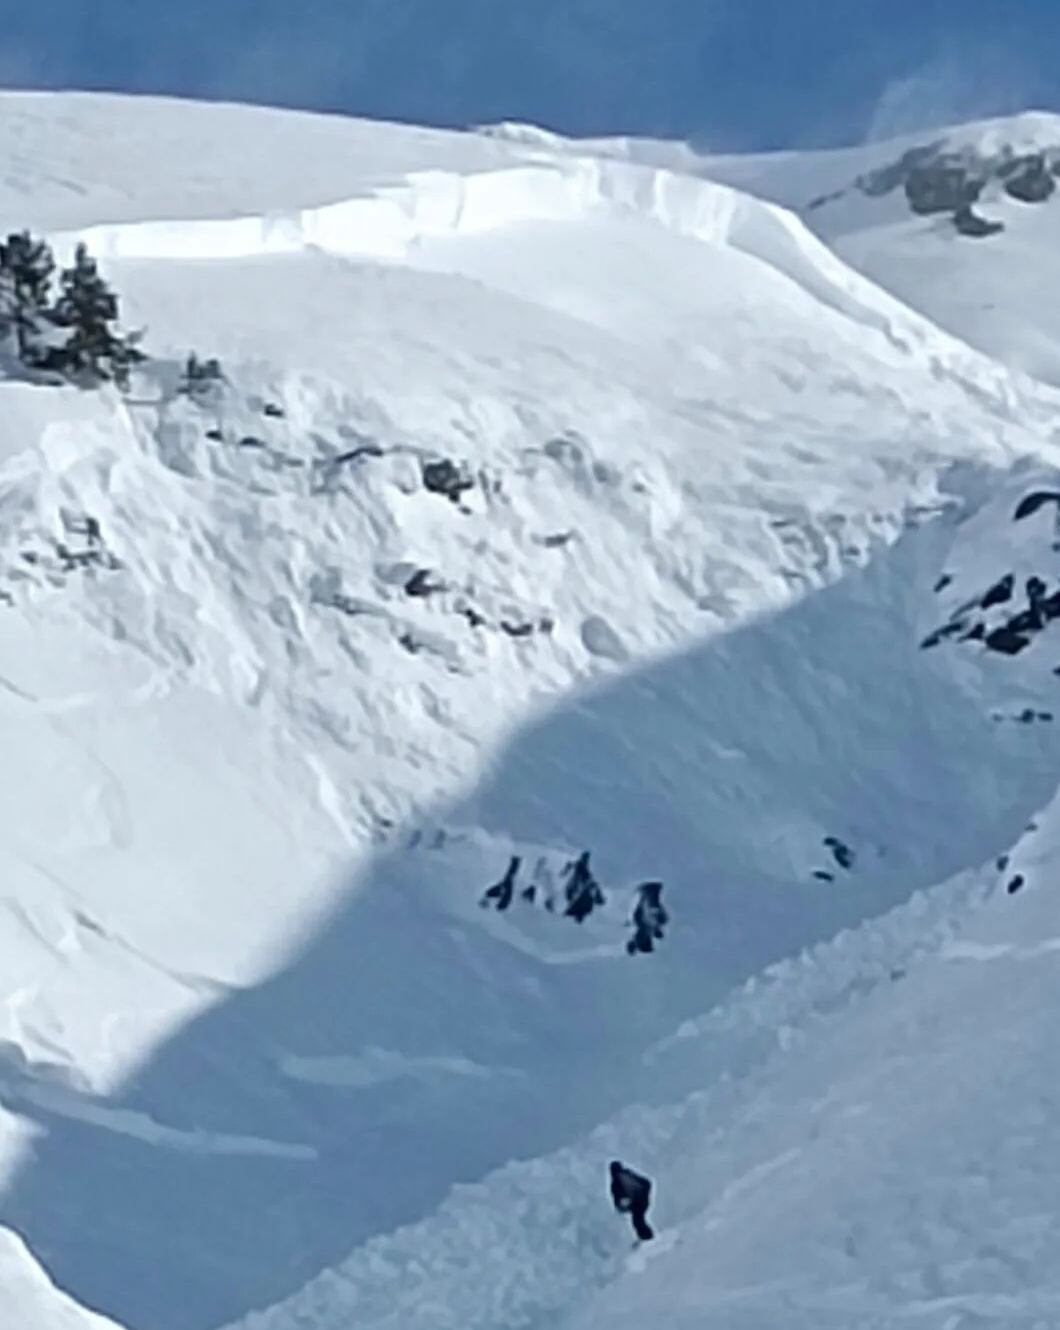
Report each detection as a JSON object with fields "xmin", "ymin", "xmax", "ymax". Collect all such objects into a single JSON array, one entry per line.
[{"xmin": 55, "ymin": 156, "xmax": 953, "ymax": 352}]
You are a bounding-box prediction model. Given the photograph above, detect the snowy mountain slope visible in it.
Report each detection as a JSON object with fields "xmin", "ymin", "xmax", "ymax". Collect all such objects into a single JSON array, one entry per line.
[
  {"xmin": 555, "ymin": 111, "xmax": 1060, "ymax": 388},
  {"xmin": 215, "ymin": 465, "xmax": 1060, "ymax": 1330},
  {"xmin": 218, "ymin": 841, "xmax": 1034, "ymax": 1330},
  {"xmin": 562, "ymin": 814, "xmax": 1060, "ymax": 1330},
  {"xmin": 0, "ymin": 91, "xmax": 522, "ymax": 230},
  {"xmin": 1, "ymin": 94, "xmax": 1060, "ymax": 1330},
  {"xmin": 0, "ymin": 1226, "xmax": 121, "ymax": 1328}
]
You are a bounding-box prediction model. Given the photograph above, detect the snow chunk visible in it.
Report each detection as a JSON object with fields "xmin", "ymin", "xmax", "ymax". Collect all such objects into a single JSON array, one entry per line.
[{"xmin": 580, "ymin": 614, "xmax": 629, "ymax": 662}]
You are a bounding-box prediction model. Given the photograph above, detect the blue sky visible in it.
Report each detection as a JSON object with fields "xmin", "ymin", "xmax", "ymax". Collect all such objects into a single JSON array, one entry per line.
[{"xmin": 1, "ymin": 1, "xmax": 1057, "ymax": 149}]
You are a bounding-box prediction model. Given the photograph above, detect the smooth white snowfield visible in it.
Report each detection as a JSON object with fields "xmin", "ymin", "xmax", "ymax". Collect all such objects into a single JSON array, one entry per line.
[
  {"xmin": 1, "ymin": 92, "xmax": 1060, "ymax": 1330},
  {"xmin": 576, "ymin": 110, "xmax": 1060, "ymax": 388}
]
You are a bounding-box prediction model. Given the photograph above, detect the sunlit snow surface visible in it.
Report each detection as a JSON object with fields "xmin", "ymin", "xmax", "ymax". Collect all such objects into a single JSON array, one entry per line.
[{"xmin": 1, "ymin": 93, "xmax": 1060, "ymax": 1329}]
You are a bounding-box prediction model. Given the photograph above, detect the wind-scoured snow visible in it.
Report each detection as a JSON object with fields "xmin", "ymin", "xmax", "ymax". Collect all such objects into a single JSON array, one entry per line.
[{"xmin": 1, "ymin": 92, "xmax": 1060, "ymax": 1330}]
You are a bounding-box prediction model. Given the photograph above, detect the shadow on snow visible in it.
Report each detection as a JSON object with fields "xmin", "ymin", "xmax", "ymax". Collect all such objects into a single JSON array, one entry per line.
[{"xmin": 3, "ymin": 494, "xmax": 1059, "ymax": 1330}]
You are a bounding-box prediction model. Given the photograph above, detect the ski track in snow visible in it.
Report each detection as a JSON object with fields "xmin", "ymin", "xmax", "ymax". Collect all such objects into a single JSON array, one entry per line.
[{"xmin": 17, "ymin": 1082, "xmax": 316, "ymax": 1161}]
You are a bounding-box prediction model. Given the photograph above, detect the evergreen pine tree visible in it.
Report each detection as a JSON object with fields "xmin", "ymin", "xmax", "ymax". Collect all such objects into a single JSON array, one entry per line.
[
  {"xmin": 49, "ymin": 243, "xmax": 143, "ymax": 387},
  {"xmin": 0, "ymin": 231, "xmax": 56, "ymax": 366}
]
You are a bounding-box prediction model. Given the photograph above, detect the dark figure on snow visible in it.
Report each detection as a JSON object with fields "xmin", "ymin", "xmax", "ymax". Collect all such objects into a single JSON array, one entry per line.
[
  {"xmin": 562, "ymin": 851, "xmax": 606, "ymax": 923},
  {"xmin": 627, "ymin": 881, "xmax": 669, "ymax": 955},
  {"xmin": 480, "ymin": 855, "xmax": 521, "ymax": 912},
  {"xmin": 609, "ymin": 1160, "xmax": 654, "ymax": 1241}
]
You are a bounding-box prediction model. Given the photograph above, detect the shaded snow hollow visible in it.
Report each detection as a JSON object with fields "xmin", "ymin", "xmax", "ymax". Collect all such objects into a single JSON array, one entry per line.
[{"xmin": 0, "ymin": 93, "xmax": 1059, "ymax": 1330}]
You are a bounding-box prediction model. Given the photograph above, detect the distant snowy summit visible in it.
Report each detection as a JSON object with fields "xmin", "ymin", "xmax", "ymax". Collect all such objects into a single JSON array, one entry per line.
[{"xmin": 807, "ymin": 118, "xmax": 1060, "ymax": 236}]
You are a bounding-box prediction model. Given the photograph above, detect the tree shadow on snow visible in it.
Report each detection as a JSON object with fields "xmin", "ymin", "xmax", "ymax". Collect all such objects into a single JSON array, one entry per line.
[{"xmin": 4, "ymin": 498, "xmax": 1060, "ymax": 1330}]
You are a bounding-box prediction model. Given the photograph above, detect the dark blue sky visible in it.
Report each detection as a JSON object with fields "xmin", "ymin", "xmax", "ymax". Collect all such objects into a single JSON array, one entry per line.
[{"xmin": 1, "ymin": 1, "xmax": 1057, "ymax": 149}]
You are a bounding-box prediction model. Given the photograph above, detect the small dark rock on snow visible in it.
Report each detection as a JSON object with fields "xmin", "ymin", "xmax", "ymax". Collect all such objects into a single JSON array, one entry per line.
[
  {"xmin": 953, "ymin": 204, "xmax": 1004, "ymax": 238},
  {"xmin": 823, "ymin": 835, "xmax": 855, "ymax": 870},
  {"xmin": 980, "ymin": 574, "xmax": 1014, "ymax": 609},
  {"xmin": 405, "ymin": 568, "xmax": 444, "ymax": 598},
  {"xmin": 1001, "ymin": 155, "xmax": 1056, "ymax": 204},
  {"xmin": 422, "ymin": 458, "xmax": 475, "ymax": 504},
  {"xmin": 1013, "ymin": 490, "xmax": 1060, "ymax": 522}
]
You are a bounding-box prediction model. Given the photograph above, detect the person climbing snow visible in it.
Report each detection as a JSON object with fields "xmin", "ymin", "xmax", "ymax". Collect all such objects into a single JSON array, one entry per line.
[
  {"xmin": 480, "ymin": 855, "xmax": 521, "ymax": 911},
  {"xmin": 562, "ymin": 850, "xmax": 606, "ymax": 923},
  {"xmin": 626, "ymin": 881, "xmax": 669, "ymax": 955},
  {"xmin": 609, "ymin": 1160, "xmax": 654, "ymax": 1241}
]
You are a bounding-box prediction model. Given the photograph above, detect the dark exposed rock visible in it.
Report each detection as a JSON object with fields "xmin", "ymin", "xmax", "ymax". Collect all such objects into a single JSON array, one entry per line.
[
  {"xmin": 404, "ymin": 568, "xmax": 444, "ymax": 598},
  {"xmin": 238, "ymin": 435, "xmax": 267, "ymax": 449},
  {"xmin": 953, "ymin": 204, "xmax": 1004, "ymax": 238},
  {"xmin": 980, "ymin": 574, "xmax": 1014, "ymax": 609},
  {"xmin": 907, "ymin": 163, "xmax": 983, "ymax": 215},
  {"xmin": 501, "ymin": 620, "xmax": 535, "ymax": 638},
  {"xmin": 920, "ymin": 619, "xmax": 969, "ymax": 649},
  {"xmin": 332, "ymin": 443, "xmax": 385, "ymax": 467},
  {"xmin": 204, "ymin": 428, "xmax": 224, "ymax": 442},
  {"xmin": 823, "ymin": 836, "xmax": 854, "ymax": 870},
  {"xmin": 933, "ymin": 573, "xmax": 953, "ymax": 593},
  {"xmin": 984, "ymin": 624, "xmax": 1031, "ymax": 655},
  {"xmin": 856, "ymin": 143, "xmax": 943, "ymax": 199},
  {"xmin": 997, "ymin": 854, "xmax": 1009, "ymax": 872},
  {"xmin": 422, "ymin": 458, "xmax": 475, "ymax": 504},
  {"xmin": 1007, "ymin": 874, "xmax": 1025, "ymax": 895},
  {"xmin": 1010, "ymin": 708, "xmax": 1053, "ymax": 723},
  {"xmin": 1007, "ymin": 604, "xmax": 1043, "ymax": 635},
  {"xmin": 263, "ymin": 402, "xmax": 286, "ymax": 418},
  {"xmin": 56, "ymin": 542, "xmax": 120, "ymax": 574},
  {"xmin": 813, "ymin": 870, "xmax": 835, "ymax": 882},
  {"xmin": 1013, "ymin": 490, "xmax": 1060, "ymax": 521},
  {"xmin": 922, "ymin": 559, "xmax": 1060, "ymax": 661},
  {"xmin": 1002, "ymin": 154, "xmax": 1055, "ymax": 203},
  {"xmin": 853, "ymin": 141, "xmax": 1057, "ymax": 226}
]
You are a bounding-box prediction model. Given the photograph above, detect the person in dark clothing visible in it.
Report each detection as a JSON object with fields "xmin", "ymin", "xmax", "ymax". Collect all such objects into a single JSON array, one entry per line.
[
  {"xmin": 563, "ymin": 851, "xmax": 606, "ymax": 922},
  {"xmin": 609, "ymin": 1160, "xmax": 654, "ymax": 1241},
  {"xmin": 626, "ymin": 881, "xmax": 669, "ymax": 955},
  {"xmin": 480, "ymin": 855, "xmax": 521, "ymax": 911}
]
